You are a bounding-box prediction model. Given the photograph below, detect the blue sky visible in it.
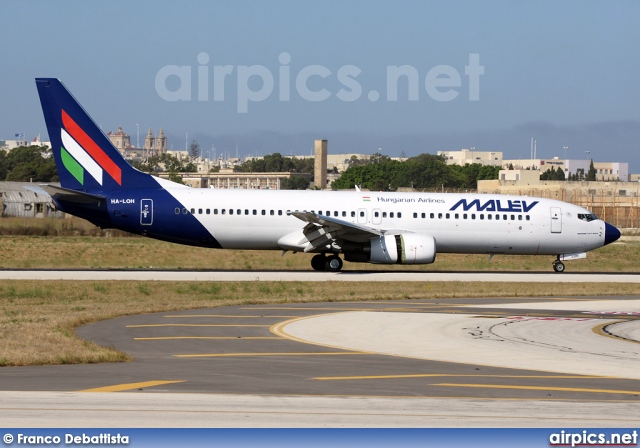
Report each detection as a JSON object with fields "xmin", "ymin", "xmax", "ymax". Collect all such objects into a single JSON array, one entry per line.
[{"xmin": 1, "ymin": 0, "xmax": 639, "ymax": 170}]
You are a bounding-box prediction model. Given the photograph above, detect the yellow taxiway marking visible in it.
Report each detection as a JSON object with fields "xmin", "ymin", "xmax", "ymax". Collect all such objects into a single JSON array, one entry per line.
[
  {"xmin": 135, "ymin": 336, "xmax": 282, "ymax": 340},
  {"xmin": 434, "ymin": 383, "xmax": 640, "ymax": 395},
  {"xmin": 163, "ymin": 315, "xmax": 298, "ymax": 318},
  {"xmin": 126, "ymin": 324, "xmax": 270, "ymax": 328},
  {"xmin": 314, "ymin": 374, "xmax": 611, "ymax": 381},
  {"xmin": 175, "ymin": 352, "xmax": 371, "ymax": 358},
  {"xmin": 81, "ymin": 380, "xmax": 184, "ymax": 393}
]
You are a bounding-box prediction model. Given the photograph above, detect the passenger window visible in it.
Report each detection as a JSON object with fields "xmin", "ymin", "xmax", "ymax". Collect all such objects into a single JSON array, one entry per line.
[
  {"xmin": 190, "ymin": 208, "xmax": 195, "ymax": 214},
  {"xmin": 270, "ymin": 210, "xmax": 274, "ymax": 216},
  {"xmin": 229, "ymin": 209, "xmax": 234, "ymax": 215},
  {"xmin": 351, "ymin": 211, "xmax": 356, "ymax": 217},
  {"xmin": 455, "ymin": 213, "xmax": 459, "ymax": 219},
  {"xmin": 413, "ymin": 213, "xmax": 417, "ymax": 218},
  {"xmin": 390, "ymin": 212, "xmax": 395, "ymax": 218},
  {"xmin": 174, "ymin": 208, "xmax": 180, "ymax": 214},
  {"xmin": 334, "ymin": 211, "xmax": 338, "ymax": 217},
  {"xmin": 422, "ymin": 213, "xmax": 426, "ymax": 219},
  {"xmin": 237, "ymin": 209, "xmax": 241, "ymax": 215},
  {"xmin": 488, "ymin": 214, "xmax": 492, "ymax": 220},
  {"xmin": 495, "ymin": 214, "xmax": 499, "ymax": 220},
  {"xmin": 214, "ymin": 209, "xmax": 218, "ymax": 215},
  {"xmin": 375, "ymin": 211, "xmax": 380, "ymax": 217},
  {"xmin": 471, "ymin": 214, "xmax": 476, "ymax": 220},
  {"xmin": 359, "ymin": 211, "xmax": 365, "ymax": 217},
  {"xmin": 198, "ymin": 209, "xmax": 202, "ymax": 214},
  {"xmin": 278, "ymin": 210, "xmax": 283, "ymax": 216},
  {"xmin": 182, "ymin": 208, "xmax": 188, "ymax": 214},
  {"xmin": 526, "ymin": 215, "xmax": 530, "ymax": 221},
  {"xmin": 438, "ymin": 213, "xmax": 442, "ymax": 219},
  {"xmin": 222, "ymin": 209, "xmax": 226, "ymax": 215},
  {"xmin": 253, "ymin": 210, "xmax": 257, "ymax": 215},
  {"xmin": 245, "ymin": 210, "xmax": 249, "ymax": 215},
  {"xmin": 480, "ymin": 214, "xmax": 484, "ymax": 220},
  {"xmin": 445, "ymin": 213, "xmax": 449, "ymax": 219},
  {"xmin": 383, "ymin": 212, "xmax": 387, "ymax": 218},
  {"xmin": 206, "ymin": 209, "xmax": 210, "ymax": 215},
  {"xmin": 262, "ymin": 210, "xmax": 266, "ymax": 215},
  {"xmin": 430, "ymin": 213, "xmax": 435, "ymax": 219},
  {"xmin": 511, "ymin": 215, "xmax": 515, "ymax": 220},
  {"xmin": 518, "ymin": 215, "xmax": 522, "ymax": 221},
  {"xmin": 398, "ymin": 212, "xmax": 402, "ymax": 218},
  {"xmin": 342, "ymin": 211, "xmax": 347, "ymax": 217}
]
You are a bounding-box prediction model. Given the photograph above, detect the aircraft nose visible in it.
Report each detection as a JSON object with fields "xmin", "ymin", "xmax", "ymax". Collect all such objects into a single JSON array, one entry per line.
[{"xmin": 604, "ymin": 222, "xmax": 621, "ymax": 245}]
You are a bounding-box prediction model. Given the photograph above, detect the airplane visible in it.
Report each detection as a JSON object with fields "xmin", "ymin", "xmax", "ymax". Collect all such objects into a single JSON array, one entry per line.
[{"xmin": 35, "ymin": 78, "xmax": 621, "ymax": 273}]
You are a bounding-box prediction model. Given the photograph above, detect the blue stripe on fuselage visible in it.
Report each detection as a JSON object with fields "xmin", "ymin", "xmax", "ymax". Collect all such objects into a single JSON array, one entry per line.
[{"xmin": 106, "ymin": 188, "xmax": 221, "ymax": 248}]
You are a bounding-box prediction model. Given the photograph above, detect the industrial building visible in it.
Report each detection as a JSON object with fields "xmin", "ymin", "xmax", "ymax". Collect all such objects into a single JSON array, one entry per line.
[{"xmin": 0, "ymin": 182, "xmax": 63, "ymax": 218}]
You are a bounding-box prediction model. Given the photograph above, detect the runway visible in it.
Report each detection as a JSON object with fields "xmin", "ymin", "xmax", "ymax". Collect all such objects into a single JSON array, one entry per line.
[
  {"xmin": 1, "ymin": 269, "xmax": 640, "ymax": 282},
  {"xmin": 1, "ymin": 295, "xmax": 640, "ymax": 426}
]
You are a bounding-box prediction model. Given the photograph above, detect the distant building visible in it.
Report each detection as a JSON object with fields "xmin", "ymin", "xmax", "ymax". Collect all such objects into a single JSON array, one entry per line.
[
  {"xmin": 438, "ymin": 149, "xmax": 503, "ymax": 166},
  {"xmin": 502, "ymin": 158, "xmax": 628, "ymax": 181},
  {"xmin": 143, "ymin": 127, "xmax": 167, "ymax": 156},
  {"xmin": 108, "ymin": 126, "xmax": 168, "ymax": 161},
  {"xmin": 107, "ymin": 127, "xmax": 132, "ymax": 150},
  {"xmin": 594, "ymin": 162, "xmax": 628, "ymax": 182},
  {"xmin": 166, "ymin": 171, "xmax": 311, "ymax": 190},
  {"xmin": 0, "ymin": 135, "xmax": 50, "ymax": 151}
]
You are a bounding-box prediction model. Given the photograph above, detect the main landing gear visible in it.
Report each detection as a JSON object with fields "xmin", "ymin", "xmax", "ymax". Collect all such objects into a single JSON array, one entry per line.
[
  {"xmin": 311, "ymin": 254, "xmax": 343, "ymax": 272},
  {"xmin": 552, "ymin": 257, "xmax": 565, "ymax": 273}
]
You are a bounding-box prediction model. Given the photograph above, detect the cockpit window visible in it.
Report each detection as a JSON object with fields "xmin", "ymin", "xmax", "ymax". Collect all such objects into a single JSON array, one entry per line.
[{"xmin": 578, "ymin": 213, "xmax": 598, "ymax": 222}]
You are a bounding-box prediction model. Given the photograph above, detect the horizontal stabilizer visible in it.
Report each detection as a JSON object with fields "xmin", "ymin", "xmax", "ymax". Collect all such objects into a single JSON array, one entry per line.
[{"xmin": 40, "ymin": 184, "xmax": 105, "ymax": 204}]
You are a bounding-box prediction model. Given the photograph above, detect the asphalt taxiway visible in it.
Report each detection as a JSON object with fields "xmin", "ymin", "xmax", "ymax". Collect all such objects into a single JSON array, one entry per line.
[{"xmin": 1, "ymin": 295, "xmax": 640, "ymax": 426}]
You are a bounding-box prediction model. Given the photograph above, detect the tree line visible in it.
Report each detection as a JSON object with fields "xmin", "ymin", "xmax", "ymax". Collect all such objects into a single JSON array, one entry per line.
[
  {"xmin": 0, "ymin": 147, "xmax": 499, "ymax": 191},
  {"xmin": 332, "ymin": 153, "xmax": 500, "ymax": 191},
  {"xmin": 0, "ymin": 146, "xmax": 58, "ymax": 182},
  {"xmin": 5, "ymin": 145, "xmax": 599, "ymax": 190}
]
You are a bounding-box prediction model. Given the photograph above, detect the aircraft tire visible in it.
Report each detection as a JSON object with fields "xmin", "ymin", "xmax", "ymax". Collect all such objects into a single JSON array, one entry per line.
[
  {"xmin": 311, "ymin": 254, "xmax": 326, "ymax": 271},
  {"xmin": 553, "ymin": 261, "xmax": 565, "ymax": 273},
  {"xmin": 325, "ymin": 255, "xmax": 343, "ymax": 272}
]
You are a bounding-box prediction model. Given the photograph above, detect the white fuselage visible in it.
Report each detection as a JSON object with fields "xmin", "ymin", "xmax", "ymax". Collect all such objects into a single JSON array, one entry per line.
[{"xmin": 161, "ymin": 187, "xmax": 606, "ymax": 256}]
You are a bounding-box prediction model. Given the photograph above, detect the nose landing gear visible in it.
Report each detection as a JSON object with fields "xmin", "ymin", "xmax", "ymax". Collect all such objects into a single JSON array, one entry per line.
[{"xmin": 553, "ymin": 258, "xmax": 565, "ymax": 273}]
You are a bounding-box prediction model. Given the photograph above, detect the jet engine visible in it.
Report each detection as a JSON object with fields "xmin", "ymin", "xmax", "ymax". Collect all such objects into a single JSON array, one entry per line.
[{"xmin": 368, "ymin": 234, "xmax": 436, "ymax": 264}]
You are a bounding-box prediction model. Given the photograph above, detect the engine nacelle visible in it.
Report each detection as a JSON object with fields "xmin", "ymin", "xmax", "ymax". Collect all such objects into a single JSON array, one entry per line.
[{"xmin": 369, "ymin": 234, "xmax": 436, "ymax": 264}]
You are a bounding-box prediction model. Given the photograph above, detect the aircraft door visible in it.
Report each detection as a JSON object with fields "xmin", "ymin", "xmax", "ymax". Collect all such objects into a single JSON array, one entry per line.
[
  {"xmin": 550, "ymin": 207, "xmax": 562, "ymax": 233},
  {"xmin": 357, "ymin": 208, "xmax": 367, "ymax": 224},
  {"xmin": 141, "ymin": 199, "xmax": 153, "ymax": 226}
]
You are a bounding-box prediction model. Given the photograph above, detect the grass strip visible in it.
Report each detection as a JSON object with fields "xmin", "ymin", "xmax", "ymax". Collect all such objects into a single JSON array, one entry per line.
[{"xmin": 1, "ymin": 280, "xmax": 639, "ymax": 366}]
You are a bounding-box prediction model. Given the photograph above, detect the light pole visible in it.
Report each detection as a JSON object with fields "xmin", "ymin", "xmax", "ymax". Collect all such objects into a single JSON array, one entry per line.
[{"xmin": 136, "ymin": 124, "xmax": 139, "ymax": 149}]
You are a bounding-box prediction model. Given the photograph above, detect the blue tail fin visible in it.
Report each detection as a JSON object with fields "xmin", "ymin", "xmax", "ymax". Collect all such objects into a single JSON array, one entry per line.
[{"xmin": 36, "ymin": 78, "xmax": 156, "ymax": 192}]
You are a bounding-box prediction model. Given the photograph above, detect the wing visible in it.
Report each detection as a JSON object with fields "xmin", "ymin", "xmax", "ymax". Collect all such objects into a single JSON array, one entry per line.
[{"xmin": 286, "ymin": 211, "xmax": 384, "ymax": 253}]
